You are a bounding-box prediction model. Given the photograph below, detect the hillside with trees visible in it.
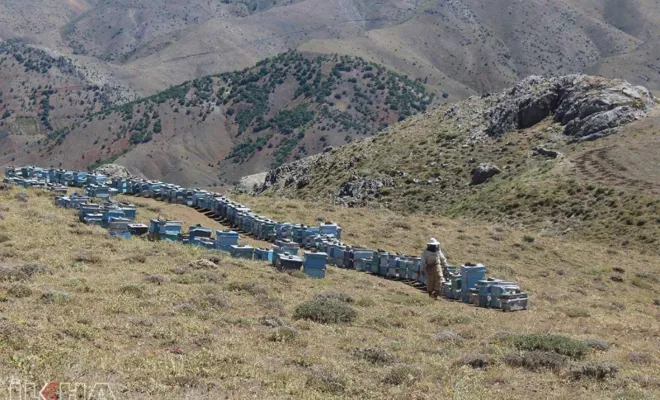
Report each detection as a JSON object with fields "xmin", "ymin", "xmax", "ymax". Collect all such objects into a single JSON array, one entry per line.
[{"xmin": 6, "ymin": 51, "xmax": 437, "ymax": 186}]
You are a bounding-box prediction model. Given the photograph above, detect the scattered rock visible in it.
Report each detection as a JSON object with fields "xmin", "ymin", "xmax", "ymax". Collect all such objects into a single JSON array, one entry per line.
[
  {"xmin": 610, "ymin": 276, "xmax": 624, "ymax": 282},
  {"xmin": 470, "ymin": 163, "xmax": 501, "ymax": 185},
  {"xmin": 335, "ymin": 174, "xmax": 393, "ymax": 207},
  {"xmin": 323, "ymin": 146, "xmax": 334, "ymax": 153},
  {"xmin": 0, "ymin": 184, "xmax": 9, "ymax": 191},
  {"xmin": 532, "ymin": 146, "xmax": 562, "ymax": 159},
  {"xmin": 93, "ymin": 164, "xmax": 132, "ymax": 179}
]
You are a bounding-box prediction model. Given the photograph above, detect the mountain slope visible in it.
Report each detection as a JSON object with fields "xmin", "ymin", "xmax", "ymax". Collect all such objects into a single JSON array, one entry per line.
[
  {"xmin": 251, "ymin": 75, "xmax": 660, "ymax": 251},
  {"xmin": 5, "ymin": 51, "xmax": 437, "ymax": 186},
  {"xmin": 1, "ymin": 0, "xmax": 660, "ymax": 97},
  {"xmin": 0, "ymin": 40, "xmax": 131, "ymax": 160}
]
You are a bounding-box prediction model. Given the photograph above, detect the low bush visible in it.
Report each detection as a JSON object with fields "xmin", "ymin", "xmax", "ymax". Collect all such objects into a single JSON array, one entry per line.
[
  {"xmin": 506, "ymin": 333, "xmax": 590, "ymax": 359},
  {"xmin": 40, "ymin": 290, "xmax": 71, "ymax": 304},
  {"xmin": 294, "ymin": 298, "xmax": 357, "ymax": 324},
  {"xmin": 0, "ymin": 263, "xmax": 51, "ymax": 282},
  {"xmin": 383, "ymin": 364, "xmax": 422, "ymax": 385},
  {"xmin": 504, "ymin": 351, "xmax": 567, "ymax": 372},
  {"xmin": 569, "ymin": 361, "xmax": 618, "ymax": 381},
  {"xmin": 628, "ymin": 352, "xmax": 653, "ymax": 365},
  {"xmin": 314, "ymin": 291, "xmax": 354, "ymax": 303},
  {"xmin": 583, "ymin": 338, "xmax": 609, "ymax": 351},
  {"xmin": 7, "ymin": 284, "xmax": 32, "ymax": 298},
  {"xmin": 144, "ymin": 274, "xmax": 170, "ymax": 285},
  {"xmin": 227, "ymin": 281, "xmax": 268, "ymax": 296},
  {"xmin": 435, "ymin": 331, "xmax": 462, "ymax": 343},
  {"xmin": 306, "ymin": 372, "xmax": 346, "ymax": 394},
  {"xmin": 268, "ymin": 326, "xmax": 298, "ymax": 342},
  {"xmin": 456, "ymin": 353, "xmax": 492, "ymax": 369},
  {"xmin": 351, "ymin": 347, "xmax": 397, "ymax": 365}
]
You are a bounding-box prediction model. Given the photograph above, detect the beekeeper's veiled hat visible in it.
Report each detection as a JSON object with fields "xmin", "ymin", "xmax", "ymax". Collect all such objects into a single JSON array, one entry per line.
[{"xmin": 427, "ymin": 237, "xmax": 440, "ymax": 246}]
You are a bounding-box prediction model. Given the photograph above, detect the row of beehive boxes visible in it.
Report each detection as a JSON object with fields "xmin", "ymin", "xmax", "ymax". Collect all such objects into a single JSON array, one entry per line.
[
  {"xmin": 12, "ymin": 167, "xmax": 527, "ymax": 303},
  {"xmin": 316, "ymin": 243, "xmax": 528, "ymax": 311},
  {"xmin": 6, "ymin": 166, "xmax": 108, "ymax": 187}
]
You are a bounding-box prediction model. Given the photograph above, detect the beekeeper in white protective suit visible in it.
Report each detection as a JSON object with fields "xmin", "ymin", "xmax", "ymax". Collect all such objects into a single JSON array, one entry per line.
[{"xmin": 421, "ymin": 238, "xmax": 449, "ymax": 299}]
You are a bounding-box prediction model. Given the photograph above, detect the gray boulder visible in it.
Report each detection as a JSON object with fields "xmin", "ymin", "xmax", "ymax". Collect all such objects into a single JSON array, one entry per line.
[
  {"xmin": 471, "ymin": 163, "xmax": 501, "ymax": 185},
  {"xmin": 478, "ymin": 75, "xmax": 654, "ymax": 140}
]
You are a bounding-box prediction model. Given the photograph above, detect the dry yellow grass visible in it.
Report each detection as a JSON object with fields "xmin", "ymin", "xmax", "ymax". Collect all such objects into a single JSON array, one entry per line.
[{"xmin": 0, "ymin": 187, "xmax": 658, "ymax": 399}]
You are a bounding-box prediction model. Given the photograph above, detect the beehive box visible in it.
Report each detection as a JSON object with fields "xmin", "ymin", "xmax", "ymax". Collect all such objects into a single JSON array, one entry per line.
[
  {"xmin": 229, "ymin": 245, "xmax": 255, "ymax": 260},
  {"xmin": 278, "ymin": 254, "xmax": 304, "ymax": 271},
  {"xmin": 303, "ymin": 251, "xmax": 327, "ymax": 278}
]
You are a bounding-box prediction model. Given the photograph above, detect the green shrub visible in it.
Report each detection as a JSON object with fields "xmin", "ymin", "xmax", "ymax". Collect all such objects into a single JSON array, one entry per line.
[
  {"xmin": 507, "ymin": 334, "xmax": 590, "ymax": 359},
  {"xmin": 294, "ymin": 299, "xmax": 357, "ymax": 324}
]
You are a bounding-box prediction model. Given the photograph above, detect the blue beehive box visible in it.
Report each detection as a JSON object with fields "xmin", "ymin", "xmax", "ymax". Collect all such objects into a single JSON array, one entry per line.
[
  {"xmin": 275, "ymin": 239, "xmax": 300, "ymax": 256},
  {"xmin": 215, "ymin": 230, "xmax": 239, "ymax": 251},
  {"xmin": 303, "ymin": 251, "xmax": 327, "ymax": 278},
  {"xmin": 460, "ymin": 264, "xmax": 487, "ymax": 303},
  {"xmin": 128, "ymin": 224, "xmax": 149, "ymax": 236},
  {"xmin": 378, "ymin": 252, "xmax": 389, "ymax": 276},
  {"xmin": 254, "ymin": 248, "xmax": 273, "ymax": 262},
  {"xmin": 278, "ymin": 254, "xmax": 304, "ymax": 271},
  {"xmin": 229, "ymin": 245, "xmax": 254, "ymax": 260},
  {"xmin": 119, "ymin": 207, "xmax": 136, "ymax": 220},
  {"xmin": 319, "ymin": 223, "xmax": 342, "ymax": 239},
  {"xmin": 354, "ymin": 258, "xmax": 371, "ymax": 272},
  {"xmin": 449, "ymin": 275, "xmax": 462, "ymax": 300},
  {"xmin": 489, "ymin": 284, "xmax": 522, "ymax": 309},
  {"xmin": 334, "ymin": 245, "xmax": 347, "ymax": 268},
  {"xmin": 189, "ymin": 226, "xmax": 212, "ymax": 242}
]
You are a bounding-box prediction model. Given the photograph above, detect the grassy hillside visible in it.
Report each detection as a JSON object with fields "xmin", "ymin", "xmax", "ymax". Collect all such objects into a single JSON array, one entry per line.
[
  {"xmin": 254, "ymin": 76, "xmax": 660, "ymax": 252},
  {"xmin": 9, "ymin": 51, "xmax": 436, "ymax": 186},
  {"xmin": 1, "ymin": 184, "xmax": 658, "ymax": 399}
]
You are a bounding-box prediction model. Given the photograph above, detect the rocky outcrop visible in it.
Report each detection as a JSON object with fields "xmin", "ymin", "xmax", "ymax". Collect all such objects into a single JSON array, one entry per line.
[
  {"xmin": 93, "ymin": 164, "xmax": 132, "ymax": 179},
  {"xmin": 234, "ymin": 172, "xmax": 268, "ymax": 194},
  {"xmin": 336, "ymin": 173, "xmax": 394, "ymax": 207},
  {"xmin": 478, "ymin": 75, "xmax": 654, "ymax": 140},
  {"xmin": 471, "ymin": 163, "xmax": 501, "ymax": 185},
  {"xmin": 256, "ymin": 155, "xmax": 322, "ymax": 193}
]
